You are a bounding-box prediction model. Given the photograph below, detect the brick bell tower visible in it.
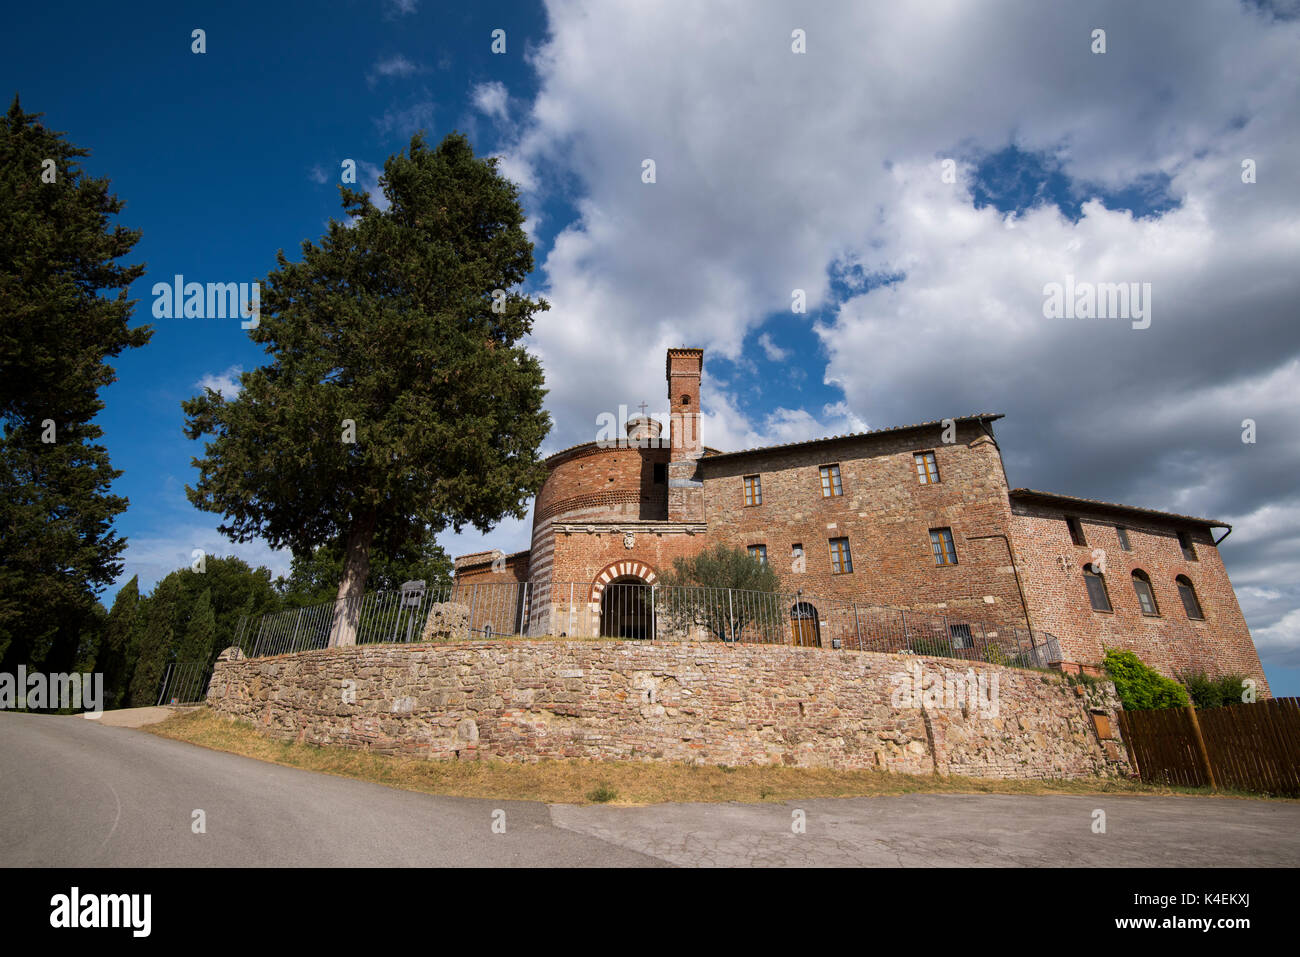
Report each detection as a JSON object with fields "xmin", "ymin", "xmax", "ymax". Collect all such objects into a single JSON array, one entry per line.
[{"xmin": 666, "ymin": 348, "xmax": 705, "ymax": 522}]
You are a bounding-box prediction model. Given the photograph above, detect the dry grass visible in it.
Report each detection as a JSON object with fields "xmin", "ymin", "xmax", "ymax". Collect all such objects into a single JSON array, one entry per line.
[{"xmin": 138, "ymin": 707, "xmax": 1284, "ymax": 806}]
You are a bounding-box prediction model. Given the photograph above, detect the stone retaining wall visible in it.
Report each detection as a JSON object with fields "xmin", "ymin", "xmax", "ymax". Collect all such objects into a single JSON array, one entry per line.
[{"xmin": 206, "ymin": 640, "xmax": 1130, "ymax": 780}]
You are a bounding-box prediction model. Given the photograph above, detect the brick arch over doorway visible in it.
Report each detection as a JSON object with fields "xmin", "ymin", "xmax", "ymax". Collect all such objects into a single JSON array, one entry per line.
[
  {"xmin": 589, "ymin": 560, "xmax": 658, "ymax": 639},
  {"xmin": 589, "ymin": 560, "xmax": 658, "ymax": 604}
]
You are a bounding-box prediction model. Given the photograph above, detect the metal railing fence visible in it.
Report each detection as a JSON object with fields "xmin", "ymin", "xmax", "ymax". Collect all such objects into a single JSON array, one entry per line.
[
  {"xmin": 228, "ymin": 580, "xmax": 1063, "ymax": 671},
  {"xmin": 156, "ymin": 661, "xmax": 213, "ymax": 705}
]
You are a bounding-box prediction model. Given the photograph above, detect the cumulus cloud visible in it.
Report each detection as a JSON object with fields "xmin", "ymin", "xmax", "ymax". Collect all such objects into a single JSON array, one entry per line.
[
  {"xmin": 444, "ymin": 1, "xmax": 1299, "ymax": 682},
  {"xmin": 471, "ymin": 81, "xmax": 510, "ymax": 123},
  {"xmin": 196, "ymin": 366, "xmax": 243, "ymax": 398}
]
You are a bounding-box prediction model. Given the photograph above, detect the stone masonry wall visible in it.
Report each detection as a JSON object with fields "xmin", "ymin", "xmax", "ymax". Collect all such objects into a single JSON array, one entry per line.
[{"xmin": 207, "ymin": 640, "xmax": 1129, "ymax": 780}]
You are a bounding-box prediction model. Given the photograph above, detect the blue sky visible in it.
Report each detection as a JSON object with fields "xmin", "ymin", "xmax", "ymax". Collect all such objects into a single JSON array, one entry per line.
[
  {"xmin": 4, "ymin": 0, "xmax": 556, "ymax": 580},
  {"xmin": 5, "ymin": 1, "xmax": 1299, "ymax": 695}
]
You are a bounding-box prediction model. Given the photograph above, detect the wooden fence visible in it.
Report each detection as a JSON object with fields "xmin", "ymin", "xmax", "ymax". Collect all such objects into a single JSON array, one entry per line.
[{"xmin": 1116, "ymin": 697, "xmax": 1300, "ymax": 797}]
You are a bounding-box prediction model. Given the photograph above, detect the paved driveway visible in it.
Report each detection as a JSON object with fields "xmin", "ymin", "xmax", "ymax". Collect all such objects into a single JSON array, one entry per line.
[{"xmin": 3, "ymin": 711, "xmax": 1296, "ymax": 867}]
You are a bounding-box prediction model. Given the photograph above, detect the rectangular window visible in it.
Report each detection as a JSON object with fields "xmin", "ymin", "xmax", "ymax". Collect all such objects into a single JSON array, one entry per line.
[
  {"xmin": 914, "ymin": 451, "xmax": 940, "ymax": 485},
  {"xmin": 1177, "ymin": 530, "xmax": 1197, "ymax": 561},
  {"xmin": 1116, "ymin": 526, "xmax": 1131, "ymax": 551},
  {"xmin": 820, "ymin": 464, "xmax": 843, "ymax": 497},
  {"xmin": 829, "ymin": 537, "xmax": 853, "ymax": 574},
  {"xmin": 1084, "ymin": 568, "xmax": 1112, "ymax": 612},
  {"xmin": 1066, "ymin": 516, "xmax": 1086, "ymax": 546},
  {"xmin": 791, "ymin": 543, "xmax": 805, "ymax": 572},
  {"xmin": 930, "ymin": 528, "xmax": 958, "ymax": 566},
  {"xmin": 949, "ymin": 623, "xmax": 972, "ymax": 649},
  {"xmin": 743, "ymin": 474, "xmax": 762, "ymax": 506},
  {"xmin": 653, "ymin": 462, "xmax": 667, "ymax": 484},
  {"xmin": 747, "ymin": 544, "xmax": 768, "ymax": 565}
]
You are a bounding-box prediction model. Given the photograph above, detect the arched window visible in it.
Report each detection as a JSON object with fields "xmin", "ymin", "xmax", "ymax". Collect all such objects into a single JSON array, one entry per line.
[
  {"xmin": 1083, "ymin": 563, "xmax": 1111, "ymax": 612},
  {"xmin": 1176, "ymin": 576, "xmax": 1205, "ymax": 620},
  {"xmin": 1132, "ymin": 570, "xmax": 1160, "ymax": 616}
]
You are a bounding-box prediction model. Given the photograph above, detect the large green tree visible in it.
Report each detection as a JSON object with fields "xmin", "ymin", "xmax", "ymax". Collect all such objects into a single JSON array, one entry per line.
[
  {"xmin": 0, "ymin": 97, "xmax": 150, "ymax": 672},
  {"xmin": 183, "ymin": 132, "xmax": 550, "ymax": 645}
]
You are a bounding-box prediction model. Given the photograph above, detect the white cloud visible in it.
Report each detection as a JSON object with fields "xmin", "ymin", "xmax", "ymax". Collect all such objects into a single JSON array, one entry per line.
[
  {"xmin": 374, "ymin": 95, "xmax": 435, "ymax": 137},
  {"xmin": 196, "ymin": 366, "xmax": 243, "ymax": 398},
  {"xmin": 471, "ymin": 81, "xmax": 510, "ymax": 123},
  {"xmin": 435, "ymin": 513, "xmax": 533, "ymax": 568},
  {"xmin": 757, "ymin": 332, "xmax": 788, "ymax": 362},
  {"xmin": 385, "ymin": 0, "xmax": 418, "ymax": 17},
  {"xmin": 470, "ymin": 1, "xmax": 1300, "ymax": 678},
  {"xmin": 368, "ymin": 53, "xmax": 420, "ymax": 85},
  {"xmin": 359, "ymin": 161, "xmax": 389, "ymax": 212},
  {"xmin": 114, "ymin": 523, "xmax": 292, "ymax": 595}
]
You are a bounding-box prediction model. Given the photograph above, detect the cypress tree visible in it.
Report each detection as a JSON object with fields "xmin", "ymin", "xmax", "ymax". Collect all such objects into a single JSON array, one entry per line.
[
  {"xmin": 100, "ymin": 576, "xmax": 141, "ymax": 709},
  {"xmin": 176, "ymin": 588, "xmax": 216, "ymax": 665},
  {"xmin": 0, "ymin": 96, "xmax": 151, "ymax": 673}
]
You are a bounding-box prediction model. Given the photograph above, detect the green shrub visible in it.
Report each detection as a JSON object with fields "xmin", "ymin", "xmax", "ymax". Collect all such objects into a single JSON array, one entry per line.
[
  {"xmin": 1181, "ymin": 671, "xmax": 1249, "ymax": 709},
  {"xmin": 981, "ymin": 644, "xmax": 1009, "ymax": 667},
  {"xmin": 908, "ymin": 635, "xmax": 952, "ymax": 657},
  {"xmin": 1103, "ymin": 649, "xmax": 1188, "ymax": 710},
  {"xmin": 586, "ymin": 784, "xmax": 618, "ymax": 803}
]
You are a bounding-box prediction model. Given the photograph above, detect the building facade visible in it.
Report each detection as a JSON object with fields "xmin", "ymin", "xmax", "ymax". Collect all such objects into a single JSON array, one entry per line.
[{"xmin": 454, "ymin": 348, "xmax": 1270, "ymax": 694}]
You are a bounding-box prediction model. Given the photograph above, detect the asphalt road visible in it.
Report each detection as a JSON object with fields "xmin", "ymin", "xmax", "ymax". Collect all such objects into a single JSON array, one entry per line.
[
  {"xmin": 0, "ymin": 711, "xmax": 661, "ymax": 867},
  {"xmin": 3, "ymin": 711, "xmax": 1298, "ymax": 867}
]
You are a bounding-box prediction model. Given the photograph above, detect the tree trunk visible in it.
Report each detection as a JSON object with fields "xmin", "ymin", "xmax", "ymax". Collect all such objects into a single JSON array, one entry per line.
[{"xmin": 327, "ymin": 509, "xmax": 378, "ymax": 647}]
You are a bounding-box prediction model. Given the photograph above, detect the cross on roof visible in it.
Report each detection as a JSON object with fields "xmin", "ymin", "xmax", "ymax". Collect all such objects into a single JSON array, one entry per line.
[{"xmin": 637, "ymin": 401, "xmax": 648, "ymax": 416}]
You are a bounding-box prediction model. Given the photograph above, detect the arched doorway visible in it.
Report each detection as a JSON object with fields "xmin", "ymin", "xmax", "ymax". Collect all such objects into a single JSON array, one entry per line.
[
  {"xmin": 589, "ymin": 560, "xmax": 658, "ymax": 639},
  {"xmin": 790, "ymin": 601, "xmax": 820, "ymax": 647},
  {"xmin": 600, "ymin": 576, "xmax": 653, "ymax": 638}
]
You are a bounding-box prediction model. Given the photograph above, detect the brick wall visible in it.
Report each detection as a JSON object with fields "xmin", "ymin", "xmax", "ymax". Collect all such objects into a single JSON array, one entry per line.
[
  {"xmin": 208, "ymin": 640, "xmax": 1130, "ymax": 779},
  {"xmin": 1008, "ymin": 500, "xmax": 1271, "ymax": 696},
  {"xmin": 701, "ymin": 421, "xmax": 1028, "ymax": 630},
  {"xmin": 534, "ymin": 443, "xmax": 671, "ymax": 525},
  {"xmin": 455, "ymin": 551, "xmax": 530, "ymax": 587},
  {"xmin": 548, "ymin": 525, "xmax": 706, "ymax": 591},
  {"xmin": 667, "ymin": 348, "xmax": 705, "ymax": 522}
]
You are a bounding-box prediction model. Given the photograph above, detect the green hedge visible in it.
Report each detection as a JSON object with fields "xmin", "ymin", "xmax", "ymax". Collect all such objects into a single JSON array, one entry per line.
[
  {"xmin": 1181, "ymin": 671, "xmax": 1249, "ymax": 709},
  {"xmin": 1103, "ymin": 649, "xmax": 1188, "ymax": 711}
]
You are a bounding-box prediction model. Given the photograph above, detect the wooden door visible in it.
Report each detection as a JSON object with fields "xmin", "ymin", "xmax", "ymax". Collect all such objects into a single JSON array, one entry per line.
[{"xmin": 791, "ymin": 605, "xmax": 819, "ymax": 647}]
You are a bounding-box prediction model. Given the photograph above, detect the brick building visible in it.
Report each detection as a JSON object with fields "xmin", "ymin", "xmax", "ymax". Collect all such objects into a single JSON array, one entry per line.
[{"xmin": 455, "ymin": 347, "xmax": 1269, "ymax": 694}]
